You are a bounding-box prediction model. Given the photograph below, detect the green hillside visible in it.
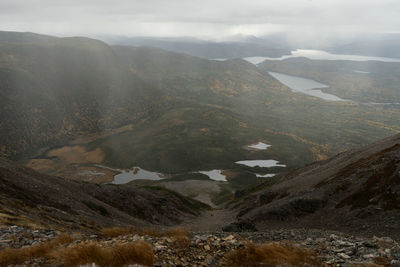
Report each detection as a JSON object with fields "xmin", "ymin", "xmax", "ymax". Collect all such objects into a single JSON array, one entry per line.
[{"xmin": 1, "ymin": 32, "xmax": 400, "ymax": 178}]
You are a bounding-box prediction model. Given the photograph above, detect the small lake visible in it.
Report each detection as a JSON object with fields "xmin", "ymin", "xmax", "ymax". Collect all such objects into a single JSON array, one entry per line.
[
  {"xmin": 97, "ymin": 164, "xmax": 229, "ymax": 183},
  {"xmin": 112, "ymin": 167, "xmax": 165, "ymax": 184},
  {"xmin": 198, "ymin": 170, "xmax": 227, "ymax": 181},
  {"xmin": 354, "ymin": 70, "xmax": 370, "ymax": 74},
  {"xmin": 243, "ymin": 49, "xmax": 400, "ymax": 64},
  {"xmin": 256, "ymin": 173, "xmax": 276, "ymax": 178},
  {"xmin": 268, "ymin": 71, "xmax": 345, "ymax": 101},
  {"xmin": 235, "ymin": 160, "xmax": 286, "ymax": 168},
  {"xmin": 247, "ymin": 142, "xmax": 271, "ymax": 150}
]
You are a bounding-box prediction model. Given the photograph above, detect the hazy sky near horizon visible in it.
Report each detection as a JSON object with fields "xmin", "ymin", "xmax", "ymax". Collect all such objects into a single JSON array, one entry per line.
[{"xmin": 0, "ymin": 0, "xmax": 399, "ymax": 40}]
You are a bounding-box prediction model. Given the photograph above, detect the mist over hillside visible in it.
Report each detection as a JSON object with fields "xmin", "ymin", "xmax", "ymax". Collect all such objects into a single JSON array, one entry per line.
[
  {"xmin": 1, "ymin": 1, "xmax": 400, "ymax": 265},
  {"xmin": 1, "ymin": 31, "xmax": 399, "ymax": 177}
]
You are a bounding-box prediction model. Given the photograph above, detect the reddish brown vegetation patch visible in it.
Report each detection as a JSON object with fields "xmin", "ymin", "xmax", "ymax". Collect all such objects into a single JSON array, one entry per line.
[
  {"xmin": 0, "ymin": 234, "xmax": 74, "ymax": 267},
  {"xmin": 101, "ymin": 226, "xmax": 191, "ymax": 249},
  {"xmin": 224, "ymin": 242, "xmax": 321, "ymax": 267},
  {"xmin": 0, "ymin": 234, "xmax": 153, "ymax": 267},
  {"xmin": 164, "ymin": 227, "xmax": 191, "ymax": 249},
  {"xmin": 53, "ymin": 241, "xmax": 153, "ymax": 267}
]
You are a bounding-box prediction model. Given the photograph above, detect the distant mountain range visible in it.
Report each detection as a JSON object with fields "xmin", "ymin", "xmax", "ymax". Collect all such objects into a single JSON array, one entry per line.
[
  {"xmin": 327, "ymin": 34, "xmax": 400, "ymax": 59},
  {"xmin": 104, "ymin": 36, "xmax": 291, "ymax": 59},
  {"xmin": 104, "ymin": 33, "xmax": 400, "ymax": 59}
]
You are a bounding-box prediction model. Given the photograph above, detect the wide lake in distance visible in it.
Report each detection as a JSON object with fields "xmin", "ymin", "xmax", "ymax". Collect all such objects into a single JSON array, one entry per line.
[
  {"xmin": 268, "ymin": 71, "xmax": 345, "ymax": 101},
  {"xmin": 242, "ymin": 49, "xmax": 400, "ymax": 64}
]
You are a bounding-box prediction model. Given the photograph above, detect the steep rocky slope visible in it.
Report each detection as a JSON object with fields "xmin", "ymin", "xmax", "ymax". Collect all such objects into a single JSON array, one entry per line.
[
  {"xmin": 0, "ymin": 158, "xmax": 208, "ymax": 231},
  {"xmin": 230, "ymin": 134, "xmax": 400, "ymax": 239}
]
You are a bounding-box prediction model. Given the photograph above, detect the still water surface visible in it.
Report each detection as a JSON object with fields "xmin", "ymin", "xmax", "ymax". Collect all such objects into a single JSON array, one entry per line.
[{"xmin": 268, "ymin": 71, "xmax": 345, "ymax": 101}]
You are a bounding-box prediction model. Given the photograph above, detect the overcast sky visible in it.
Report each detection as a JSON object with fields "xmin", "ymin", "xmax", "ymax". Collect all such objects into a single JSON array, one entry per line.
[{"xmin": 0, "ymin": 0, "xmax": 399, "ymax": 40}]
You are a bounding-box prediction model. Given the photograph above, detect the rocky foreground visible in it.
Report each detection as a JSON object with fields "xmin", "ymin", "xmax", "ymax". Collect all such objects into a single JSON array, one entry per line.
[{"xmin": 1, "ymin": 226, "xmax": 400, "ymax": 266}]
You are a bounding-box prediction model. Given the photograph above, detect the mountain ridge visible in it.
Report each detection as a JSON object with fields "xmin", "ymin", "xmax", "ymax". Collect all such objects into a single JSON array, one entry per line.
[
  {"xmin": 0, "ymin": 157, "xmax": 209, "ymax": 231},
  {"xmin": 228, "ymin": 133, "xmax": 400, "ymax": 239}
]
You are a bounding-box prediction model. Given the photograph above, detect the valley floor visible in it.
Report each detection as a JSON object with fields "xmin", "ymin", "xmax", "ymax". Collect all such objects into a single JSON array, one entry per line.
[{"xmin": 178, "ymin": 209, "xmax": 237, "ymax": 232}]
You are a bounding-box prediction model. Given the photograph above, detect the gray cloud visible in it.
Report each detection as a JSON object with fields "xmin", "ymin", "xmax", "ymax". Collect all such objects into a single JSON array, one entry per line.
[{"xmin": 0, "ymin": 0, "xmax": 399, "ymax": 39}]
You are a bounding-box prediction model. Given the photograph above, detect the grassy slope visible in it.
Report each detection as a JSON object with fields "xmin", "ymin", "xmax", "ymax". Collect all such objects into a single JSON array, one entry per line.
[
  {"xmin": 83, "ymin": 47, "xmax": 400, "ymax": 173},
  {"xmin": 1, "ymin": 36, "xmax": 400, "ymax": 179}
]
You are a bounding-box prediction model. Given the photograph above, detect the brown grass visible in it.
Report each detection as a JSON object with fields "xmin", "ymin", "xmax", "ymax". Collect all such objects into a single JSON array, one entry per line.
[
  {"xmin": 373, "ymin": 256, "xmax": 391, "ymax": 266},
  {"xmin": 224, "ymin": 242, "xmax": 321, "ymax": 267},
  {"xmin": 101, "ymin": 226, "xmax": 191, "ymax": 249},
  {"xmin": 101, "ymin": 226, "xmax": 190, "ymax": 238},
  {"xmin": 100, "ymin": 226, "xmax": 163, "ymax": 238},
  {"xmin": 0, "ymin": 234, "xmax": 153, "ymax": 267},
  {"xmin": 164, "ymin": 228, "xmax": 191, "ymax": 249},
  {"xmin": 26, "ymin": 159, "xmax": 57, "ymax": 171},
  {"xmin": 101, "ymin": 226, "xmax": 135, "ymax": 237},
  {"xmin": 0, "ymin": 234, "xmax": 74, "ymax": 267},
  {"xmin": 53, "ymin": 241, "xmax": 153, "ymax": 267},
  {"xmin": 350, "ymin": 264, "xmax": 383, "ymax": 267},
  {"xmin": 47, "ymin": 146, "xmax": 104, "ymax": 164}
]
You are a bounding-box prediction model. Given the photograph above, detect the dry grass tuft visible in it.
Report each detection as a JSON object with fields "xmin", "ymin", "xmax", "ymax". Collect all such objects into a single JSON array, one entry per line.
[
  {"xmin": 53, "ymin": 240, "xmax": 153, "ymax": 267},
  {"xmin": 0, "ymin": 234, "xmax": 74, "ymax": 267},
  {"xmin": 101, "ymin": 226, "xmax": 191, "ymax": 249},
  {"xmin": 101, "ymin": 226, "xmax": 190, "ymax": 238},
  {"xmin": 52, "ymin": 234, "xmax": 75, "ymax": 245},
  {"xmin": 140, "ymin": 228, "xmax": 164, "ymax": 238},
  {"xmin": 373, "ymin": 256, "xmax": 391, "ymax": 266},
  {"xmin": 351, "ymin": 264, "xmax": 383, "ymax": 267},
  {"xmin": 0, "ymin": 233, "xmax": 152, "ymax": 267},
  {"xmin": 164, "ymin": 227, "xmax": 191, "ymax": 249},
  {"xmin": 164, "ymin": 227, "xmax": 190, "ymax": 238},
  {"xmin": 224, "ymin": 242, "xmax": 321, "ymax": 267},
  {"xmin": 100, "ymin": 226, "xmax": 164, "ymax": 238},
  {"xmin": 100, "ymin": 226, "xmax": 135, "ymax": 238},
  {"xmin": 111, "ymin": 242, "xmax": 154, "ymax": 267}
]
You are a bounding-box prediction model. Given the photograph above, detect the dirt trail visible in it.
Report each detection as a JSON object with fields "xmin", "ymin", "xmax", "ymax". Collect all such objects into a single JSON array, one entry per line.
[{"xmin": 179, "ymin": 208, "xmax": 236, "ymax": 232}]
